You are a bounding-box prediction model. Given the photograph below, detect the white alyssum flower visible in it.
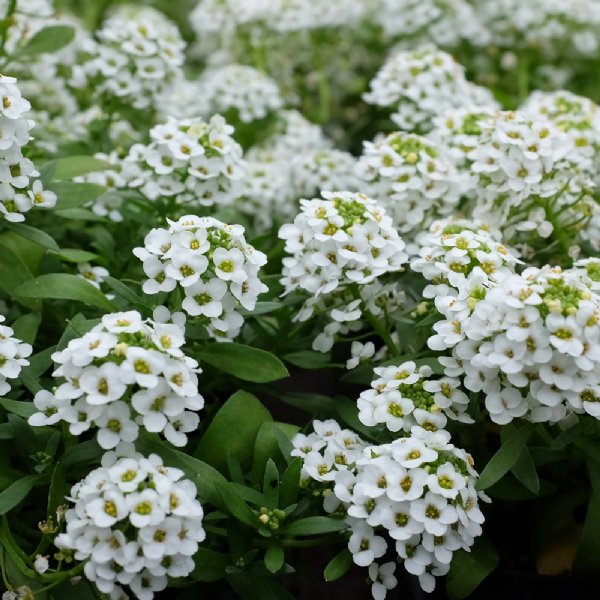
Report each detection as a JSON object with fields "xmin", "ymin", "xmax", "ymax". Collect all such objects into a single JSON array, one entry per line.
[
  {"xmin": 364, "ymin": 45, "xmax": 498, "ymax": 132},
  {"xmin": 0, "ymin": 314, "xmax": 32, "ymax": 395},
  {"xmin": 346, "ymin": 341, "xmax": 376, "ymax": 370},
  {"xmin": 197, "ymin": 64, "xmax": 284, "ymax": 123},
  {"xmin": 238, "ymin": 110, "xmax": 333, "ymax": 231},
  {"xmin": 295, "ymin": 423, "xmax": 486, "ymax": 595},
  {"xmin": 134, "ymin": 215, "xmax": 268, "ymax": 342},
  {"xmin": 375, "ymin": 0, "xmax": 490, "ymax": 48},
  {"xmin": 357, "ymin": 132, "xmax": 467, "ymax": 235},
  {"xmin": 29, "ymin": 310, "xmax": 204, "ymax": 448},
  {"xmin": 411, "ymin": 219, "xmax": 520, "ymax": 289},
  {"xmin": 72, "ymin": 5, "xmax": 185, "ymax": 111},
  {"xmin": 124, "ymin": 114, "xmax": 246, "ymax": 207},
  {"xmin": 280, "ymin": 190, "xmax": 407, "ymax": 308},
  {"xmin": 428, "ymin": 265, "xmax": 600, "ymax": 424},
  {"xmin": 358, "ymin": 360, "xmax": 472, "ymax": 433},
  {"xmin": 0, "ymin": 74, "xmax": 56, "ymax": 222},
  {"xmin": 54, "ymin": 445, "xmax": 205, "ymax": 600}
]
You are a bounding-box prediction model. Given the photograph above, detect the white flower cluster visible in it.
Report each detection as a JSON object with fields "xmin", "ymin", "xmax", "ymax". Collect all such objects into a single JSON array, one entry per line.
[
  {"xmin": 464, "ymin": 110, "xmax": 596, "ymax": 244},
  {"xmin": 429, "ymin": 266, "xmax": 600, "ymax": 423},
  {"xmin": 291, "ymin": 419, "xmax": 367, "ymax": 490},
  {"xmin": 521, "ymin": 90, "xmax": 600, "ymax": 178},
  {"xmin": 279, "ymin": 191, "xmax": 407, "ymax": 353},
  {"xmin": 375, "ymin": 0, "xmax": 490, "ymax": 48},
  {"xmin": 358, "ymin": 360, "xmax": 471, "ymax": 433},
  {"xmin": 29, "ymin": 310, "xmax": 204, "ymax": 448},
  {"xmin": 198, "ymin": 64, "xmax": 284, "ymax": 123},
  {"xmin": 411, "ymin": 219, "xmax": 520, "ymax": 289},
  {"xmin": 0, "ymin": 74, "xmax": 56, "ymax": 222},
  {"xmin": 73, "ymin": 5, "xmax": 185, "ymax": 111},
  {"xmin": 0, "ymin": 314, "xmax": 32, "ymax": 395},
  {"xmin": 191, "ymin": 0, "xmax": 366, "ymax": 38},
  {"xmin": 280, "ymin": 191, "xmax": 407, "ymax": 300},
  {"xmin": 357, "ymin": 132, "xmax": 466, "ymax": 235},
  {"xmin": 293, "ymin": 422, "xmax": 485, "ymax": 594},
  {"xmin": 125, "ymin": 114, "xmax": 246, "ymax": 206},
  {"xmin": 291, "ymin": 149, "xmax": 360, "ymax": 199},
  {"xmin": 134, "ymin": 215, "xmax": 268, "ymax": 341},
  {"xmin": 474, "ymin": 0, "xmax": 600, "ymax": 58},
  {"xmin": 54, "ymin": 445, "xmax": 205, "ymax": 600},
  {"xmin": 240, "ymin": 110, "xmax": 333, "ymax": 230},
  {"xmin": 364, "ymin": 45, "xmax": 498, "ymax": 132}
]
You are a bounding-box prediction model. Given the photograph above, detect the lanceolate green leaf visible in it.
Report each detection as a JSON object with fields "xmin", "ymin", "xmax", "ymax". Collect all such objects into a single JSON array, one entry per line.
[
  {"xmin": 194, "ymin": 343, "xmax": 289, "ymax": 383},
  {"xmin": 446, "ymin": 537, "xmax": 499, "ymax": 599},
  {"xmin": 14, "ymin": 273, "xmax": 116, "ymax": 311},
  {"xmin": 281, "ymin": 516, "xmax": 348, "ymax": 536},
  {"xmin": 324, "ymin": 548, "xmax": 353, "ymax": 582},
  {"xmin": 17, "ymin": 25, "xmax": 75, "ymax": 56},
  {"xmin": 194, "ymin": 391, "xmax": 272, "ymax": 472},
  {"xmin": 46, "ymin": 156, "xmax": 111, "ymax": 181},
  {"xmin": 0, "ymin": 475, "xmax": 40, "ymax": 514},
  {"xmin": 476, "ymin": 423, "xmax": 534, "ymax": 491}
]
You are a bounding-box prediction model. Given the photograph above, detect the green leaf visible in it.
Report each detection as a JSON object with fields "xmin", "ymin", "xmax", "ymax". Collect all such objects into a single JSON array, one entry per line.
[
  {"xmin": 573, "ymin": 495, "xmax": 600, "ymax": 571},
  {"xmin": 476, "ymin": 424, "xmax": 534, "ymax": 491},
  {"xmin": 48, "ymin": 182, "xmax": 105, "ymax": 210},
  {"xmin": 190, "ymin": 548, "xmax": 231, "ymax": 582},
  {"xmin": 252, "ymin": 421, "xmax": 299, "ymax": 484},
  {"xmin": 213, "ymin": 480, "xmax": 258, "ymax": 527},
  {"xmin": 45, "ymin": 156, "xmax": 111, "ymax": 181},
  {"xmin": 283, "ymin": 350, "xmax": 332, "ymax": 369},
  {"xmin": 446, "ymin": 537, "xmax": 499, "ymax": 599},
  {"xmin": 11, "ymin": 313, "xmax": 41, "ymax": 345},
  {"xmin": 324, "ymin": 548, "xmax": 352, "ymax": 582},
  {"xmin": 240, "ymin": 301, "xmax": 282, "ymax": 316},
  {"xmin": 226, "ymin": 568, "xmax": 296, "ymax": 600},
  {"xmin": 103, "ymin": 276, "xmax": 145, "ymax": 306},
  {"xmin": 264, "ymin": 544, "xmax": 284, "ymax": 574},
  {"xmin": 18, "ymin": 25, "xmax": 75, "ymax": 56},
  {"xmin": 262, "ymin": 459, "xmax": 279, "ymax": 509},
  {"xmin": 56, "ymin": 314, "xmax": 100, "ymax": 351},
  {"xmin": 3, "ymin": 221, "xmax": 60, "ymax": 252},
  {"xmin": 0, "ymin": 238, "xmax": 40, "ymax": 309},
  {"xmin": 50, "ymin": 249, "xmax": 100, "ymax": 263},
  {"xmin": 510, "ymin": 447, "xmax": 540, "ymax": 494},
  {"xmin": 194, "ymin": 390, "xmax": 272, "ymax": 472},
  {"xmin": 281, "ymin": 516, "xmax": 348, "ymax": 536},
  {"xmin": 14, "ymin": 273, "xmax": 115, "ymax": 311},
  {"xmin": 194, "ymin": 343, "xmax": 288, "ymax": 383},
  {"xmin": 0, "ymin": 398, "xmax": 36, "ymax": 418},
  {"xmin": 55, "ymin": 208, "xmax": 105, "ymax": 221},
  {"xmin": 279, "ymin": 458, "xmax": 302, "ymax": 509},
  {"xmin": 0, "ymin": 474, "xmax": 39, "ymax": 514}
]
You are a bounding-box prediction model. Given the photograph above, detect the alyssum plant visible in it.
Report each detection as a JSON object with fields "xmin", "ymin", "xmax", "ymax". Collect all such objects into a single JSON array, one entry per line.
[{"xmin": 0, "ymin": 1, "xmax": 600, "ymax": 599}]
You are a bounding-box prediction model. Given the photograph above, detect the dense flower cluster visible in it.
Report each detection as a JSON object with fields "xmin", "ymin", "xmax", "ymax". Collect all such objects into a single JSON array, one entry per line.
[
  {"xmin": 72, "ymin": 5, "xmax": 185, "ymax": 111},
  {"xmin": 429, "ymin": 266, "xmax": 600, "ymax": 423},
  {"xmin": 29, "ymin": 310, "xmax": 204, "ymax": 447},
  {"xmin": 280, "ymin": 191, "xmax": 407, "ymax": 299},
  {"xmin": 474, "ymin": 0, "xmax": 600, "ymax": 57},
  {"xmin": 375, "ymin": 0, "xmax": 490, "ymax": 47},
  {"xmin": 291, "ymin": 149, "xmax": 360, "ymax": 199},
  {"xmin": 293, "ymin": 422, "xmax": 485, "ymax": 593},
  {"xmin": 198, "ymin": 64, "xmax": 284, "ymax": 123},
  {"xmin": 357, "ymin": 132, "xmax": 466, "ymax": 235},
  {"xmin": 364, "ymin": 45, "xmax": 498, "ymax": 132},
  {"xmin": 134, "ymin": 215, "xmax": 268, "ymax": 341},
  {"xmin": 0, "ymin": 75, "xmax": 56, "ymax": 221},
  {"xmin": 124, "ymin": 115, "xmax": 246, "ymax": 206},
  {"xmin": 358, "ymin": 360, "xmax": 471, "ymax": 433},
  {"xmin": 0, "ymin": 315, "xmax": 32, "ymax": 396},
  {"xmin": 54, "ymin": 445, "xmax": 205, "ymax": 600},
  {"xmin": 522, "ymin": 90, "xmax": 600, "ymax": 178},
  {"xmin": 411, "ymin": 219, "xmax": 520, "ymax": 288}
]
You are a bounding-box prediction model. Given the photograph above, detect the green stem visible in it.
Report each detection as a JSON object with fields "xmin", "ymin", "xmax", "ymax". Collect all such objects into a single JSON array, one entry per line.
[{"xmin": 364, "ymin": 309, "xmax": 400, "ymax": 357}]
